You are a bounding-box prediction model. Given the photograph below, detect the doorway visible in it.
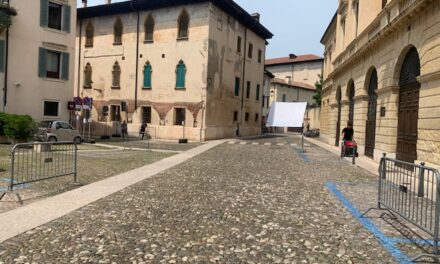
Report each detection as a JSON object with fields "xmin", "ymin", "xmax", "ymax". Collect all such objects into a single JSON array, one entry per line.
[{"xmin": 365, "ymin": 69, "xmax": 378, "ymax": 158}]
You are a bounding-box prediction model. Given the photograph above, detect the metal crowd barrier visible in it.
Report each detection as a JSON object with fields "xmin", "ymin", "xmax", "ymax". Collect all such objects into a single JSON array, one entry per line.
[
  {"xmin": 363, "ymin": 154, "xmax": 440, "ymax": 260},
  {"xmin": 0, "ymin": 142, "xmax": 78, "ymax": 200}
]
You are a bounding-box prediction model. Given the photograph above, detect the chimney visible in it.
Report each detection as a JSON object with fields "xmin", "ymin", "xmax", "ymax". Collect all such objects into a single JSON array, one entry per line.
[
  {"xmin": 82, "ymin": 0, "xmax": 87, "ymax": 7},
  {"xmin": 286, "ymin": 76, "xmax": 292, "ymax": 84},
  {"xmin": 251, "ymin": 12, "xmax": 260, "ymax": 22},
  {"xmin": 106, "ymin": 0, "xmax": 111, "ymax": 4},
  {"xmin": 289, "ymin": 53, "xmax": 297, "ymax": 60}
]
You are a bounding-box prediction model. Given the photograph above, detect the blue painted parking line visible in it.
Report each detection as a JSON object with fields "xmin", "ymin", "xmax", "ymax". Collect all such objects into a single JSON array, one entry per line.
[
  {"xmin": 293, "ymin": 146, "xmax": 310, "ymax": 163},
  {"xmin": 0, "ymin": 178, "xmax": 31, "ymax": 192},
  {"xmin": 325, "ymin": 181, "xmax": 412, "ymax": 264}
]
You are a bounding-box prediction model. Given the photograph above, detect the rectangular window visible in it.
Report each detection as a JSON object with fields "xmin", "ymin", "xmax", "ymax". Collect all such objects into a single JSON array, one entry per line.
[
  {"xmin": 245, "ymin": 112, "xmax": 249, "ymax": 122},
  {"xmin": 237, "ymin": 36, "xmax": 242, "ymax": 53},
  {"xmin": 233, "ymin": 111, "xmax": 238, "ymax": 122},
  {"xmin": 258, "ymin": 49, "xmax": 262, "ymax": 63},
  {"xmin": 0, "ymin": 40, "xmax": 5, "ymax": 72},
  {"xmin": 246, "ymin": 81, "xmax": 251, "ymax": 99},
  {"xmin": 282, "ymin": 94, "xmax": 286, "ymax": 102},
  {"xmin": 48, "ymin": 2, "xmax": 62, "ymax": 30},
  {"xmin": 256, "ymin": 84, "xmax": 260, "ymax": 101},
  {"xmin": 248, "ymin": 43, "xmax": 253, "ymax": 58},
  {"xmin": 142, "ymin": 106, "xmax": 152, "ymax": 124},
  {"xmin": 234, "ymin": 77, "xmax": 240, "ymax": 96},
  {"xmin": 111, "ymin": 105, "xmax": 121, "ymax": 122},
  {"xmin": 44, "ymin": 101, "xmax": 59, "ymax": 117},
  {"xmin": 46, "ymin": 50, "xmax": 60, "ymax": 79},
  {"xmin": 255, "ymin": 113, "xmax": 259, "ymax": 122},
  {"xmin": 174, "ymin": 108, "xmax": 186, "ymax": 126}
]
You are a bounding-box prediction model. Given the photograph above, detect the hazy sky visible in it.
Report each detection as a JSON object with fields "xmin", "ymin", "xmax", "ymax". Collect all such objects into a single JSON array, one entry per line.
[{"xmin": 77, "ymin": 0, "xmax": 337, "ymax": 59}]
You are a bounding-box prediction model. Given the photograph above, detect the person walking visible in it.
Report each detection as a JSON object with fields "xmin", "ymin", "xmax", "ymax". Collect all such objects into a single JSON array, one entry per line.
[
  {"xmin": 139, "ymin": 122, "xmax": 147, "ymax": 140},
  {"xmin": 121, "ymin": 121, "xmax": 128, "ymax": 140}
]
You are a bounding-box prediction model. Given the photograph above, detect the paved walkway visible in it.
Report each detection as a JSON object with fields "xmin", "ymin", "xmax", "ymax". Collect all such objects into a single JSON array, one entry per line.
[{"xmin": 0, "ymin": 134, "xmax": 416, "ymax": 263}]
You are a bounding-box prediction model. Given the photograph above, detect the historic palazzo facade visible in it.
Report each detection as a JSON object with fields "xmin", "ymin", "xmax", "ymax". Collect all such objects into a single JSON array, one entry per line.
[
  {"xmin": 76, "ymin": 0, "xmax": 272, "ymax": 141},
  {"xmin": 320, "ymin": 0, "xmax": 440, "ymax": 165}
]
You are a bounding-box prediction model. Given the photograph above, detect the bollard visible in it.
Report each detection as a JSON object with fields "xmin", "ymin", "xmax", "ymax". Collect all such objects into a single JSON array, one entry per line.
[{"xmin": 352, "ymin": 147, "xmax": 356, "ymax": 165}]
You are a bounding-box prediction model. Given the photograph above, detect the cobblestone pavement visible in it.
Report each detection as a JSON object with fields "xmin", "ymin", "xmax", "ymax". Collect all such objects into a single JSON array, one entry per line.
[
  {"xmin": 0, "ymin": 134, "xmax": 399, "ymax": 263},
  {"xmin": 99, "ymin": 139, "xmax": 204, "ymax": 152}
]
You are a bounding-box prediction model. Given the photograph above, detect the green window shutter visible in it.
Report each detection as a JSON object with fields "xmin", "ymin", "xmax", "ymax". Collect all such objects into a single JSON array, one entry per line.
[
  {"xmin": 234, "ymin": 77, "xmax": 240, "ymax": 96},
  {"xmin": 62, "ymin": 5, "xmax": 71, "ymax": 33},
  {"xmin": 143, "ymin": 63, "xmax": 152, "ymax": 88},
  {"xmin": 61, "ymin": 52, "xmax": 69, "ymax": 80},
  {"xmin": 40, "ymin": 0, "xmax": 49, "ymax": 27},
  {"xmin": 176, "ymin": 62, "xmax": 186, "ymax": 88},
  {"xmin": 38, "ymin": 47, "xmax": 46, "ymax": 77},
  {"xmin": 0, "ymin": 40, "xmax": 5, "ymax": 72},
  {"xmin": 256, "ymin": 85, "xmax": 260, "ymax": 100}
]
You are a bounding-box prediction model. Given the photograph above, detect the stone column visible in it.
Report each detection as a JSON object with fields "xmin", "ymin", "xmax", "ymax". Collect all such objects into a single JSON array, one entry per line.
[{"xmin": 376, "ymin": 85, "xmax": 399, "ymax": 161}]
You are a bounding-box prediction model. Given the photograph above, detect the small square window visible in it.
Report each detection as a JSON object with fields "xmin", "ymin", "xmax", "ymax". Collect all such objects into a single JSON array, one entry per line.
[
  {"xmin": 44, "ymin": 101, "xmax": 59, "ymax": 117},
  {"xmin": 48, "ymin": 2, "xmax": 62, "ymax": 30},
  {"xmin": 46, "ymin": 50, "xmax": 60, "ymax": 79},
  {"xmin": 245, "ymin": 112, "xmax": 249, "ymax": 122},
  {"xmin": 233, "ymin": 111, "xmax": 238, "ymax": 122},
  {"xmin": 175, "ymin": 108, "xmax": 186, "ymax": 126}
]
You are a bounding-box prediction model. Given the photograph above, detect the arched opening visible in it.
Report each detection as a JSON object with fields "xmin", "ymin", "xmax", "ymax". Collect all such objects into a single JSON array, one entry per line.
[
  {"xmin": 144, "ymin": 14, "xmax": 154, "ymax": 42},
  {"xmin": 114, "ymin": 17, "xmax": 123, "ymax": 44},
  {"xmin": 347, "ymin": 79, "xmax": 355, "ymax": 124},
  {"xmin": 112, "ymin": 61, "xmax": 121, "ymax": 88},
  {"xmin": 365, "ymin": 68, "xmax": 378, "ymax": 158},
  {"xmin": 175, "ymin": 60, "xmax": 186, "ymax": 89},
  {"xmin": 396, "ymin": 47, "xmax": 421, "ymax": 163},
  {"xmin": 143, "ymin": 61, "xmax": 152, "ymax": 88},
  {"xmin": 85, "ymin": 21, "xmax": 94, "ymax": 47},
  {"xmin": 84, "ymin": 63, "xmax": 92, "ymax": 88},
  {"xmin": 178, "ymin": 10, "xmax": 190, "ymax": 39},
  {"xmin": 335, "ymin": 86, "xmax": 342, "ymax": 146}
]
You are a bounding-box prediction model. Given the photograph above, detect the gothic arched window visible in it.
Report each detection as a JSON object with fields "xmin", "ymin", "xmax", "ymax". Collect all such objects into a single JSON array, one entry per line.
[
  {"xmin": 112, "ymin": 61, "xmax": 121, "ymax": 88},
  {"xmin": 143, "ymin": 61, "xmax": 152, "ymax": 88},
  {"xmin": 176, "ymin": 60, "xmax": 186, "ymax": 89},
  {"xmin": 114, "ymin": 17, "xmax": 123, "ymax": 44},
  {"xmin": 84, "ymin": 63, "xmax": 92, "ymax": 88},
  {"xmin": 85, "ymin": 21, "xmax": 94, "ymax": 47},
  {"xmin": 177, "ymin": 10, "xmax": 189, "ymax": 39},
  {"xmin": 144, "ymin": 14, "xmax": 154, "ymax": 42}
]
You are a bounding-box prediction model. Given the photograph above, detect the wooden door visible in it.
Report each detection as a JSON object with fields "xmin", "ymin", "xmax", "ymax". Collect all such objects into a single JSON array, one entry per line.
[
  {"xmin": 396, "ymin": 83, "xmax": 420, "ymax": 163},
  {"xmin": 365, "ymin": 70, "xmax": 378, "ymax": 158},
  {"xmin": 396, "ymin": 47, "xmax": 420, "ymax": 164}
]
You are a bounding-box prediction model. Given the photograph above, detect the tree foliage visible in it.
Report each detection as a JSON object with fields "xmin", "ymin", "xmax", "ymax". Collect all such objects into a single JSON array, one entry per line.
[{"xmin": 313, "ymin": 74, "xmax": 323, "ymax": 106}]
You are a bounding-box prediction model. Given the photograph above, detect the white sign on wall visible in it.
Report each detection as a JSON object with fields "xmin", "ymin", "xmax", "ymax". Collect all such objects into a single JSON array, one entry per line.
[{"xmin": 266, "ymin": 102, "xmax": 307, "ymax": 128}]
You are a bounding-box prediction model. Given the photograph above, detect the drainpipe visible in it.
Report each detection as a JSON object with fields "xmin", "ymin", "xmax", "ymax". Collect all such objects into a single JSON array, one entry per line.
[
  {"xmin": 239, "ymin": 28, "xmax": 247, "ymax": 136},
  {"xmin": 3, "ymin": 27, "xmax": 9, "ymax": 112},
  {"xmin": 130, "ymin": 0, "xmax": 140, "ymax": 111},
  {"xmin": 77, "ymin": 20, "xmax": 82, "ymax": 97}
]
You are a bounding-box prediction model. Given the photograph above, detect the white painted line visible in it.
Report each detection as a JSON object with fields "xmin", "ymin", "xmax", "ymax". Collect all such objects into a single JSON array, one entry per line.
[
  {"xmin": 239, "ymin": 142, "xmax": 247, "ymax": 145},
  {"xmin": 252, "ymin": 142, "xmax": 259, "ymax": 145},
  {"xmin": 264, "ymin": 143, "xmax": 271, "ymax": 146},
  {"xmin": 227, "ymin": 141, "xmax": 236, "ymax": 144},
  {"xmin": 0, "ymin": 140, "xmax": 226, "ymax": 243},
  {"xmin": 277, "ymin": 143, "xmax": 284, "ymax": 146}
]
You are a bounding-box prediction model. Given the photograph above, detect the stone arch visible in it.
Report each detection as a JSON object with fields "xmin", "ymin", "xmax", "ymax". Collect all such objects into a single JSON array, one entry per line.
[
  {"xmin": 395, "ymin": 46, "xmax": 421, "ymax": 163},
  {"xmin": 144, "ymin": 13, "xmax": 154, "ymax": 42},
  {"xmin": 112, "ymin": 61, "xmax": 121, "ymax": 88},
  {"xmin": 84, "ymin": 63, "xmax": 92, "ymax": 88},
  {"xmin": 85, "ymin": 21, "xmax": 94, "ymax": 47},
  {"xmin": 364, "ymin": 67, "xmax": 378, "ymax": 158},
  {"xmin": 393, "ymin": 44, "xmax": 419, "ymax": 86}
]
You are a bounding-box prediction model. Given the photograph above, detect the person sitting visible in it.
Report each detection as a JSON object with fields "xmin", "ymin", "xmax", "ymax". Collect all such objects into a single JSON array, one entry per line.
[
  {"xmin": 139, "ymin": 122, "xmax": 147, "ymax": 140},
  {"xmin": 342, "ymin": 121, "xmax": 358, "ymax": 157}
]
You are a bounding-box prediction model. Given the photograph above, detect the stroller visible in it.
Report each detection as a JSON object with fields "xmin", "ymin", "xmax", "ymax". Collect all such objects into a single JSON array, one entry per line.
[{"xmin": 341, "ymin": 139, "xmax": 358, "ymax": 158}]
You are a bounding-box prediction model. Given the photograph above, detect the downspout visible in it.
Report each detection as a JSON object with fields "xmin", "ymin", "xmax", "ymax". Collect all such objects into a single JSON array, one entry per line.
[
  {"xmin": 77, "ymin": 20, "xmax": 82, "ymax": 97},
  {"xmin": 132, "ymin": 2, "xmax": 140, "ymax": 111},
  {"xmin": 239, "ymin": 28, "xmax": 247, "ymax": 135},
  {"xmin": 3, "ymin": 27, "xmax": 9, "ymax": 112}
]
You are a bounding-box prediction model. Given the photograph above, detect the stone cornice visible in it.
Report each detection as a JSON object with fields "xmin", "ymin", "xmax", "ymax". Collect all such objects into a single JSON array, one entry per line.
[
  {"xmin": 341, "ymin": 99, "xmax": 350, "ymax": 105},
  {"xmin": 377, "ymin": 85, "xmax": 399, "ymax": 95},
  {"xmin": 418, "ymin": 70, "xmax": 440, "ymax": 83},
  {"xmin": 330, "ymin": 103, "xmax": 339, "ymax": 107},
  {"xmin": 353, "ymin": 95, "xmax": 369, "ymax": 101},
  {"xmin": 328, "ymin": 0, "xmax": 434, "ymax": 79}
]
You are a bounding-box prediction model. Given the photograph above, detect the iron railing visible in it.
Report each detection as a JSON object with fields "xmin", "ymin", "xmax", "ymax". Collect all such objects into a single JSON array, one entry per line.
[
  {"xmin": 363, "ymin": 154, "xmax": 440, "ymax": 260},
  {"xmin": 8, "ymin": 142, "xmax": 77, "ymax": 192}
]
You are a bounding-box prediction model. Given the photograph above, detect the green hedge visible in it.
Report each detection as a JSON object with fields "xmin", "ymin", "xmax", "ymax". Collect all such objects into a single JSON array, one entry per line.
[{"xmin": 0, "ymin": 113, "xmax": 37, "ymax": 141}]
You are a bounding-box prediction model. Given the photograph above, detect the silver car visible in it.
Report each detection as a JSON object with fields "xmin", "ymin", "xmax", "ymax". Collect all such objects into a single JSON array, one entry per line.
[{"xmin": 37, "ymin": 121, "xmax": 82, "ymax": 144}]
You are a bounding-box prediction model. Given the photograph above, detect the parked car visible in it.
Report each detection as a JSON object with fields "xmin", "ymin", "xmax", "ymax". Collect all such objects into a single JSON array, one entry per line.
[{"xmin": 36, "ymin": 121, "xmax": 82, "ymax": 144}]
